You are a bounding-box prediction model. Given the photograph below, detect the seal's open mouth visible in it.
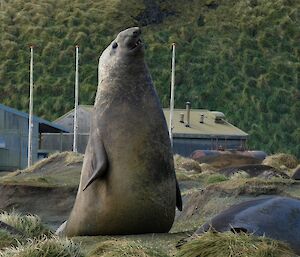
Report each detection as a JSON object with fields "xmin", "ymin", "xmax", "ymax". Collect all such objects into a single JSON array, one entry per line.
[{"xmin": 130, "ymin": 38, "xmax": 143, "ymax": 50}]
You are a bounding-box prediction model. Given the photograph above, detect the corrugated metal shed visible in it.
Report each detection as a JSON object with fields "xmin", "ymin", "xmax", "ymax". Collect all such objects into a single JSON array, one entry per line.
[{"xmin": 0, "ymin": 103, "xmax": 68, "ymax": 171}]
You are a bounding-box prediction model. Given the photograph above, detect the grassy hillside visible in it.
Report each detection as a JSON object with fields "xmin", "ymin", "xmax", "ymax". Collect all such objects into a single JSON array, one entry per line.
[{"xmin": 0, "ymin": 0, "xmax": 299, "ymax": 157}]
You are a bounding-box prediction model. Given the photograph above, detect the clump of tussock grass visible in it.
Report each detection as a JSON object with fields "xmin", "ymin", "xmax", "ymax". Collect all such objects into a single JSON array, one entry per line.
[
  {"xmin": 206, "ymin": 177, "xmax": 295, "ymax": 196},
  {"xmin": 65, "ymin": 151, "xmax": 84, "ymax": 165},
  {"xmin": 0, "ymin": 236, "xmax": 83, "ymax": 257},
  {"xmin": 176, "ymin": 231, "xmax": 296, "ymax": 257},
  {"xmin": 0, "ymin": 211, "xmax": 51, "ymax": 238},
  {"xmin": 263, "ymin": 153, "xmax": 298, "ymax": 170},
  {"xmin": 89, "ymin": 239, "xmax": 167, "ymax": 257},
  {"xmin": 199, "ymin": 163, "xmax": 216, "ymax": 174},
  {"xmin": 0, "ymin": 229, "xmax": 22, "ymax": 249},
  {"xmin": 174, "ymin": 155, "xmax": 202, "ymax": 173}
]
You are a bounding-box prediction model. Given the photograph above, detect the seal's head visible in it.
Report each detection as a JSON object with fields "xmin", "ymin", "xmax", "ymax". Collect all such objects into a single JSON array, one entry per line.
[
  {"xmin": 111, "ymin": 27, "xmax": 143, "ymax": 57},
  {"xmin": 98, "ymin": 27, "xmax": 145, "ymax": 85}
]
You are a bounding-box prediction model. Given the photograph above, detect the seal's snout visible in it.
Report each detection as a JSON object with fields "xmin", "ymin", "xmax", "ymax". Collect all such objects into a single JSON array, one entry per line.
[
  {"xmin": 132, "ymin": 27, "xmax": 141, "ymax": 38},
  {"xmin": 126, "ymin": 27, "xmax": 143, "ymax": 52}
]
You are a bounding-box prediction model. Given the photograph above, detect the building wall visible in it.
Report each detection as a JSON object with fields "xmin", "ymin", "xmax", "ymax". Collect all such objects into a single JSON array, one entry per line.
[
  {"xmin": 173, "ymin": 137, "xmax": 247, "ymax": 157},
  {"xmin": 41, "ymin": 133, "xmax": 89, "ymax": 154},
  {"xmin": 0, "ymin": 109, "xmax": 38, "ymax": 170},
  {"xmin": 55, "ymin": 107, "xmax": 91, "ymax": 133},
  {"xmin": 41, "ymin": 133, "xmax": 247, "ymax": 157}
]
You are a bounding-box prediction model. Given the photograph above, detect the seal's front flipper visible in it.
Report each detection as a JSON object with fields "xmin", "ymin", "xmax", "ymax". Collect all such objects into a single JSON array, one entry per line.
[
  {"xmin": 83, "ymin": 138, "xmax": 108, "ymax": 191},
  {"xmin": 176, "ymin": 179, "xmax": 183, "ymax": 211}
]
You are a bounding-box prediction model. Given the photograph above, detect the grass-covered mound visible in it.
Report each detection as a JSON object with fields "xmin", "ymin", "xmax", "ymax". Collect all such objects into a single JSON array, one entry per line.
[
  {"xmin": 0, "ymin": 237, "xmax": 83, "ymax": 257},
  {"xmin": 0, "ymin": 0, "xmax": 299, "ymax": 157},
  {"xmin": 0, "ymin": 152, "xmax": 82, "ymax": 187},
  {"xmin": 176, "ymin": 231, "xmax": 297, "ymax": 257}
]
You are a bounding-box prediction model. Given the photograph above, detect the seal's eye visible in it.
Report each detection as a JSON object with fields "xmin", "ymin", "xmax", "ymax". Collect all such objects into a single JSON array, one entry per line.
[{"xmin": 112, "ymin": 42, "xmax": 118, "ymax": 49}]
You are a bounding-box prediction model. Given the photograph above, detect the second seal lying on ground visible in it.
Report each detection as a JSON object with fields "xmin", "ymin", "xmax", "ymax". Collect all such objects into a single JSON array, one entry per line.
[
  {"xmin": 58, "ymin": 27, "xmax": 182, "ymax": 237},
  {"xmin": 196, "ymin": 196, "xmax": 300, "ymax": 254}
]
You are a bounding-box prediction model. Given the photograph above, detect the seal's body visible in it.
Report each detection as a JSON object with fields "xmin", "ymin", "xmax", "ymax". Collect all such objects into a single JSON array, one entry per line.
[
  {"xmin": 196, "ymin": 197, "xmax": 300, "ymax": 254},
  {"xmin": 62, "ymin": 27, "xmax": 181, "ymax": 236}
]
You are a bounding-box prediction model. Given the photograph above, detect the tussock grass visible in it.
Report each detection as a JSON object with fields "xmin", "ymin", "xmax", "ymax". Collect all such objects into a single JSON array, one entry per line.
[
  {"xmin": 174, "ymin": 155, "xmax": 202, "ymax": 173},
  {"xmin": 207, "ymin": 177, "xmax": 295, "ymax": 196},
  {"xmin": 0, "ymin": 211, "xmax": 50, "ymax": 238},
  {"xmin": 263, "ymin": 154, "xmax": 298, "ymax": 170},
  {"xmin": 89, "ymin": 239, "xmax": 167, "ymax": 257},
  {"xmin": 65, "ymin": 152, "xmax": 84, "ymax": 165},
  {"xmin": 176, "ymin": 231, "xmax": 297, "ymax": 257},
  {"xmin": 199, "ymin": 163, "xmax": 216, "ymax": 174},
  {"xmin": 0, "ymin": 236, "xmax": 83, "ymax": 257},
  {"xmin": 0, "ymin": 229, "xmax": 21, "ymax": 249}
]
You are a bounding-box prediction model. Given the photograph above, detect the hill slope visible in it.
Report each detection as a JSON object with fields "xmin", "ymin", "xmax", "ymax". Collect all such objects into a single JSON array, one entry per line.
[{"xmin": 0, "ymin": 0, "xmax": 299, "ymax": 156}]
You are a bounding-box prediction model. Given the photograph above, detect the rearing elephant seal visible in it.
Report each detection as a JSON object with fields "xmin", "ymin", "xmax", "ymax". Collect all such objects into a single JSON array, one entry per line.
[{"xmin": 61, "ymin": 27, "xmax": 182, "ymax": 236}]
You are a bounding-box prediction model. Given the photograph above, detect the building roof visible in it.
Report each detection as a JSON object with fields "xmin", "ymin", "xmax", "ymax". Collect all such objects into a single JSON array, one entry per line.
[
  {"xmin": 54, "ymin": 105, "xmax": 248, "ymax": 138},
  {"xmin": 0, "ymin": 103, "xmax": 69, "ymax": 133},
  {"xmin": 164, "ymin": 109, "xmax": 248, "ymax": 139},
  {"xmin": 54, "ymin": 105, "xmax": 92, "ymax": 123}
]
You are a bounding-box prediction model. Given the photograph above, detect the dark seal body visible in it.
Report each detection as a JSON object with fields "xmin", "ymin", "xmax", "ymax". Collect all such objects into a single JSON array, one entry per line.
[
  {"xmin": 62, "ymin": 27, "xmax": 181, "ymax": 236},
  {"xmin": 196, "ymin": 196, "xmax": 300, "ymax": 254}
]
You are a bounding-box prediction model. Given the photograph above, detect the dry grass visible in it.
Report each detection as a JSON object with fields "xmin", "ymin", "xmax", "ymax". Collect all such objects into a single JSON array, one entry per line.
[
  {"xmin": 176, "ymin": 231, "xmax": 297, "ymax": 257},
  {"xmin": 88, "ymin": 239, "xmax": 167, "ymax": 257},
  {"xmin": 0, "ymin": 211, "xmax": 51, "ymax": 238},
  {"xmin": 206, "ymin": 177, "xmax": 295, "ymax": 196},
  {"xmin": 263, "ymin": 153, "xmax": 298, "ymax": 170},
  {"xmin": 199, "ymin": 163, "xmax": 216, "ymax": 174},
  {"xmin": 0, "ymin": 236, "xmax": 83, "ymax": 257},
  {"xmin": 174, "ymin": 155, "xmax": 202, "ymax": 173},
  {"xmin": 0, "ymin": 229, "xmax": 21, "ymax": 249}
]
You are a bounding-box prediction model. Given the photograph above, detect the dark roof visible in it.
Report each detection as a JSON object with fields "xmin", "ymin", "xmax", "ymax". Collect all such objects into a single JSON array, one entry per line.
[{"xmin": 0, "ymin": 103, "xmax": 69, "ymax": 133}]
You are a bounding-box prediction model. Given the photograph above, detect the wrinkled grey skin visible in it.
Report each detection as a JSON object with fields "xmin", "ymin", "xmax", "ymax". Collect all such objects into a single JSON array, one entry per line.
[
  {"xmin": 196, "ymin": 196, "xmax": 300, "ymax": 254},
  {"xmin": 59, "ymin": 27, "xmax": 181, "ymax": 236}
]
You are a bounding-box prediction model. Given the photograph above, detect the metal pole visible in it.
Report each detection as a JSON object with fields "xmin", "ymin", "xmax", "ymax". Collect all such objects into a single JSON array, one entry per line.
[
  {"xmin": 73, "ymin": 45, "xmax": 79, "ymax": 153},
  {"xmin": 27, "ymin": 46, "xmax": 34, "ymax": 167},
  {"xmin": 169, "ymin": 43, "xmax": 176, "ymax": 147}
]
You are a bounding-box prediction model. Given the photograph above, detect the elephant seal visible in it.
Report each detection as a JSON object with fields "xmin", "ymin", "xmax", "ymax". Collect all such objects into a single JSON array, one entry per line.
[
  {"xmin": 196, "ymin": 196, "xmax": 300, "ymax": 254},
  {"xmin": 59, "ymin": 27, "xmax": 182, "ymax": 236}
]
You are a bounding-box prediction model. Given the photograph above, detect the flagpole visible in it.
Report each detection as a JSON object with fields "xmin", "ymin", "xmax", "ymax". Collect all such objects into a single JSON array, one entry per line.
[
  {"xmin": 169, "ymin": 43, "xmax": 176, "ymax": 147},
  {"xmin": 73, "ymin": 45, "xmax": 79, "ymax": 153},
  {"xmin": 27, "ymin": 45, "xmax": 34, "ymax": 167}
]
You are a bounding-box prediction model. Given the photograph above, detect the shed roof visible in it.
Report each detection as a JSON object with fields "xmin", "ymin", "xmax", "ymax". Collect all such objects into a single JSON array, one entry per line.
[
  {"xmin": 54, "ymin": 105, "xmax": 248, "ymax": 138},
  {"xmin": 164, "ymin": 109, "xmax": 248, "ymax": 139},
  {"xmin": 0, "ymin": 103, "xmax": 69, "ymax": 133}
]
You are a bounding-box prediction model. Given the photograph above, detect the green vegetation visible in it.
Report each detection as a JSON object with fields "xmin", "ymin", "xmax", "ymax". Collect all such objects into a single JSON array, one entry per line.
[
  {"xmin": 206, "ymin": 174, "xmax": 229, "ymax": 184},
  {"xmin": 0, "ymin": 229, "xmax": 21, "ymax": 249},
  {"xmin": 0, "ymin": 0, "xmax": 299, "ymax": 157},
  {"xmin": 176, "ymin": 231, "xmax": 297, "ymax": 257}
]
